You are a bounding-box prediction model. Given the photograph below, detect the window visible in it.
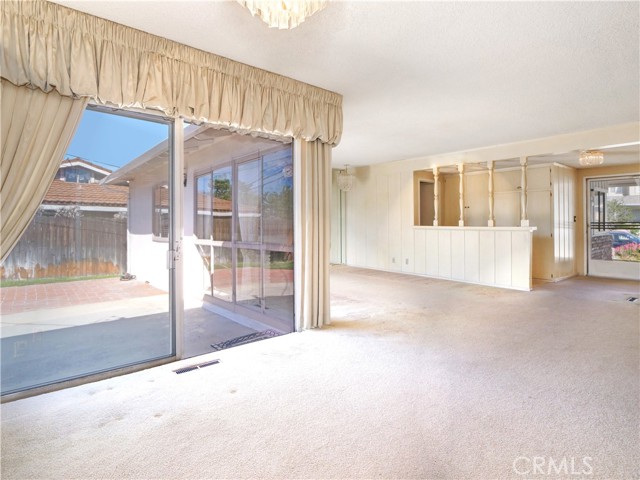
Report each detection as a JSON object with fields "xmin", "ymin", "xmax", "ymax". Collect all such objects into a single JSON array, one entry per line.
[
  {"xmin": 153, "ymin": 183, "xmax": 170, "ymax": 239},
  {"xmin": 195, "ymin": 167, "xmax": 233, "ymax": 241},
  {"xmin": 62, "ymin": 166, "xmax": 92, "ymax": 183}
]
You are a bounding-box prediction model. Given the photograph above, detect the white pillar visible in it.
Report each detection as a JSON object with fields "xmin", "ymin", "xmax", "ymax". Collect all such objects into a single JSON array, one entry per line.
[
  {"xmin": 432, "ymin": 166, "xmax": 439, "ymax": 226},
  {"xmin": 458, "ymin": 163, "xmax": 465, "ymax": 227},
  {"xmin": 487, "ymin": 160, "xmax": 495, "ymax": 227},
  {"xmin": 520, "ymin": 156, "xmax": 529, "ymax": 227}
]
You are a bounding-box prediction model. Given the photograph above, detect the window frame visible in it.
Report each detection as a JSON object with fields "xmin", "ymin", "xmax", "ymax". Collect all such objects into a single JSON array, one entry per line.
[{"xmin": 152, "ymin": 181, "xmax": 170, "ymax": 242}]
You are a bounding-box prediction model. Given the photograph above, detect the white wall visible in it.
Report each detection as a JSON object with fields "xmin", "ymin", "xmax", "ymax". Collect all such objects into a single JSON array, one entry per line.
[{"xmin": 128, "ymin": 180, "xmax": 171, "ymax": 291}]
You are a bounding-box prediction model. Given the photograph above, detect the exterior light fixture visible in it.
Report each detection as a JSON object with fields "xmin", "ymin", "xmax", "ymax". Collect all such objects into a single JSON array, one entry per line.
[
  {"xmin": 579, "ymin": 150, "xmax": 604, "ymax": 166},
  {"xmin": 337, "ymin": 165, "xmax": 354, "ymax": 192},
  {"xmin": 236, "ymin": 0, "xmax": 327, "ymax": 29}
]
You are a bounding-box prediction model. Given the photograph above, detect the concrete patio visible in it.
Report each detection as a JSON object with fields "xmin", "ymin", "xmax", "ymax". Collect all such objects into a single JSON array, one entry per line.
[{"xmin": 0, "ymin": 277, "xmax": 267, "ymax": 395}]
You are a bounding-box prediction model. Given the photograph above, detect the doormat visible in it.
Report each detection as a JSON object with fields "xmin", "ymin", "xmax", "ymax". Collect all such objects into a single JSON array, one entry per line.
[{"xmin": 211, "ymin": 330, "xmax": 281, "ymax": 351}]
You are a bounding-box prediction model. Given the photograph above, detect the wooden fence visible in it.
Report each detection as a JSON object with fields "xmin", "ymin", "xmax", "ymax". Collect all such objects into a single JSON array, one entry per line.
[{"xmin": 1, "ymin": 214, "xmax": 127, "ymax": 280}]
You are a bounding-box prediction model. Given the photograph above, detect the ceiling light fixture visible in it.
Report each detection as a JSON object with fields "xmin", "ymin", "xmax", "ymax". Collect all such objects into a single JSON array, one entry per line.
[
  {"xmin": 579, "ymin": 150, "xmax": 605, "ymax": 166},
  {"xmin": 337, "ymin": 165, "xmax": 354, "ymax": 192},
  {"xmin": 236, "ymin": 0, "xmax": 327, "ymax": 29}
]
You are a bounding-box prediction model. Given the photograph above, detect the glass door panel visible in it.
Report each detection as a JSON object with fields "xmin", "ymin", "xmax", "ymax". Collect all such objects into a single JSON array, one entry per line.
[
  {"xmin": 588, "ymin": 176, "xmax": 640, "ymax": 280},
  {"xmin": 264, "ymin": 250, "xmax": 294, "ymax": 325},
  {"xmin": 262, "ymin": 148, "xmax": 294, "ymax": 326},
  {"xmin": 237, "ymin": 159, "xmax": 262, "ymax": 244},
  {"xmin": 0, "ymin": 107, "xmax": 175, "ymax": 395},
  {"xmin": 190, "ymin": 140, "xmax": 294, "ymax": 334},
  {"xmin": 195, "ymin": 173, "xmax": 213, "ymax": 240},
  {"xmin": 236, "ymin": 248, "xmax": 262, "ymax": 311},
  {"xmin": 212, "ymin": 166, "xmax": 233, "ymax": 242},
  {"xmin": 212, "ymin": 246, "xmax": 233, "ymax": 302}
]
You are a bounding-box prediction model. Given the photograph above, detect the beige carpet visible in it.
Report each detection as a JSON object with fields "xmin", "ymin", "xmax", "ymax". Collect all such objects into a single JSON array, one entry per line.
[{"xmin": 1, "ymin": 266, "xmax": 638, "ymax": 479}]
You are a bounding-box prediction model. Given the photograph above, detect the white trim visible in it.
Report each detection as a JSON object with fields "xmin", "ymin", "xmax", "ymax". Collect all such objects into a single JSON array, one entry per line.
[
  {"xmin": 102, "ymin": 123, "xmax": 204, "ymax": 185},
  {"xmin": 584, "ymin": 173, "xmax": 640, "ymax": 280},
  {"xmin": 59, "ymin": 159, "xmax": 111, "ymax": 176}
]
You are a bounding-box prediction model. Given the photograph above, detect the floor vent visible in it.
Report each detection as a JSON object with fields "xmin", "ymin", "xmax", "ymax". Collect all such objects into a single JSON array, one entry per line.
[
  {"xmin": 627, "ymin": 297, "xmax": 638, "ymax": 303},
  {"xmin": 173, "ymin": 359, "xmax": 220, "ymax": 374},
  {"xmin": 211, "ymin": 330, "xmax": 281, "ymax": 351}
]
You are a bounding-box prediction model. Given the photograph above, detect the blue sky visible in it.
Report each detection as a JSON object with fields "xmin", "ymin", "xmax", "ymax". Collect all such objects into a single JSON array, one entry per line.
[{"xmin": 65, "ymin": 109, "xmax": 169, "ymax": 170}]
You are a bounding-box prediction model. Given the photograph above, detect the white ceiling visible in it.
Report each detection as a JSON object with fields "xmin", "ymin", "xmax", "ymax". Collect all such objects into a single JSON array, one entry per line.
[{"xmin": 54, "ymin": 0, "xmax": 640, "ymax": 168}]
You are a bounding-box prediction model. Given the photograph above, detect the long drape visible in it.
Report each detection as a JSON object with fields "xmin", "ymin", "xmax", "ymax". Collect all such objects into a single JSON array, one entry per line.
[
  {"xmin": 0, "ymin": 0, "xmax": 342, "ymax": 145},
  {"xmin": 0, "ymin": 79, "xmax": 88, "ymax": 261},
  {"xmin": 294, "ymin": 140, "xmax": 332, "ymax": 330}
]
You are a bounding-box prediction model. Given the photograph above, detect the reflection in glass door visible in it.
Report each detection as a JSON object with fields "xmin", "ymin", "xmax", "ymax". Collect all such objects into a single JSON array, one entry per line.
[
  {"xmin": 587, "ymin": 176, "xmax": 640, "ymax": 280},
  {"xmin": 237, "ymin": 158, "xmax": 262, "ymax": 313},
  {"xmin": 194, "ymin": 145, "xmax": 294, "ymax": 332}
]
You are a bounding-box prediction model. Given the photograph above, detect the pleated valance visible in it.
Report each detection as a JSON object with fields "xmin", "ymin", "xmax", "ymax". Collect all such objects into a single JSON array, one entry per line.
[{"xmin": 0, "ymin": 0, "xmax": 342, "ymax": 145}]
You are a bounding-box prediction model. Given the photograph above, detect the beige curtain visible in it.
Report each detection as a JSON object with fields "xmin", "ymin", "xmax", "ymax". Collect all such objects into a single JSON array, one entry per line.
[
  {"xmin": 294, "ymin": 140, "xmax": 332, "ymax": 330},
  {"xmin": 0, "ymin": 0, "xmax": 342, "ymax": 145},
  {"xmin": 0, "ymin": 79, "xmax": 88, "ymax": 261}
]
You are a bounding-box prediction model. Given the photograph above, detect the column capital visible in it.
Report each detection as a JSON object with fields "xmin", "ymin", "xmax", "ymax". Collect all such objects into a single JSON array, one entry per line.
[
  {"xmin": 487, "ymin": 160, "xmax": 494, "ymax": 170},
  {"xmin": 457, "ymin": 163, "xmax": 465, "ymax": 173},
  {"xmin": 432, "ymin": 166, "xmax": 439, "ymax": 176},
  {"xmin": 519, "ymin": 156, "xmax": 528, "ymax": 166}
]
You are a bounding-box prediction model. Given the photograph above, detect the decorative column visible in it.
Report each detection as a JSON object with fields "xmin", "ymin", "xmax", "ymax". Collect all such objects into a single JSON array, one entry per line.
[
  {"xmin": 487, "ymin": 160, "xmax": 495, "ymax": 227},
  {"xmin": 520, "ymin": 156, "xmax": 529, "ymax": 227},
  {"xmin": 432, "ymin": 166, "xmax": 439, "ymax": 226},
  {"xmin": 458, "ymin": 163, "xmax": 465, "ymax": 227}
]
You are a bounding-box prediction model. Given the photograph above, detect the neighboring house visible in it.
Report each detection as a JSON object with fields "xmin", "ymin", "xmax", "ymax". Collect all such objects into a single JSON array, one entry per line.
[
  {"xmin": 41, "ymin": 157, "xmax": 127, "ymax": 217},
  {"xmin": 55, "ymin": 157, "xmax": 111, "ymax": 184},
  {"xmin": 40, "ymin": 179, "xmax": 128, "ymax": 218},
  {"xmin": 1, "ymin": 164, "xmax": 129, "ymax": 280}
]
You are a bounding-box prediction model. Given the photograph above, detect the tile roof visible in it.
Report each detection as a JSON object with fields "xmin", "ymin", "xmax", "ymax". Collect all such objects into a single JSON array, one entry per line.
[
  {"xmin": 195, "ymin": 192, "xmax": 233, "ymax": 212},
  {"xmin": 43, "ymin": 180, "xmax": 128, "ymax": 207}
]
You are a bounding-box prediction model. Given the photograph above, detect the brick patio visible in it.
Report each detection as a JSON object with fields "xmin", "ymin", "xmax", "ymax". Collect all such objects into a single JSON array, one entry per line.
[{"xmin": 0, "ymin": 278, "xmax": 166, "ymax": 315}]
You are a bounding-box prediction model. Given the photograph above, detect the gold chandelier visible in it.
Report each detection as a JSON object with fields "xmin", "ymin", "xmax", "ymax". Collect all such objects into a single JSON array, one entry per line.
[
  {"xmin": 236, "ymin": 0, "xmax": 328, "ymax": 29},
  {"xmin": 579, "ymin": 150, "xmax": 604, "ymax": 166}
]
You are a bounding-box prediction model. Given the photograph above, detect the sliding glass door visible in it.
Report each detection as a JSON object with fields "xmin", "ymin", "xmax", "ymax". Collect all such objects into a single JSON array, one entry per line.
[
  {"xmin": 0, "ymin": 107, "xmax": 176, "ymax": 395},
  {"xmin": 194, "ymin": 146, "xmax": 294, "ymax": 332}
]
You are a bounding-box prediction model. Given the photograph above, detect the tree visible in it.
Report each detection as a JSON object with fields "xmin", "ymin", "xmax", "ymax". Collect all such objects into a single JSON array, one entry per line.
[
  {"xmin": 55, "ymin": 205, "xmax": 83, "ymax": 219},
  {"xmin": 606, "ymin": 199, "xmax": 633, "ymax": 223},
  {"xmin": 212, "ymin": 178, "xmax": 231, "ymax": 201}
]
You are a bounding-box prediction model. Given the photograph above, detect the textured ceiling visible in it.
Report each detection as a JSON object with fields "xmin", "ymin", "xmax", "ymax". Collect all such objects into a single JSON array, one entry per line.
[{"xmin": 54, "ymin": 1, "xmax": 640, "ymax": 167}]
